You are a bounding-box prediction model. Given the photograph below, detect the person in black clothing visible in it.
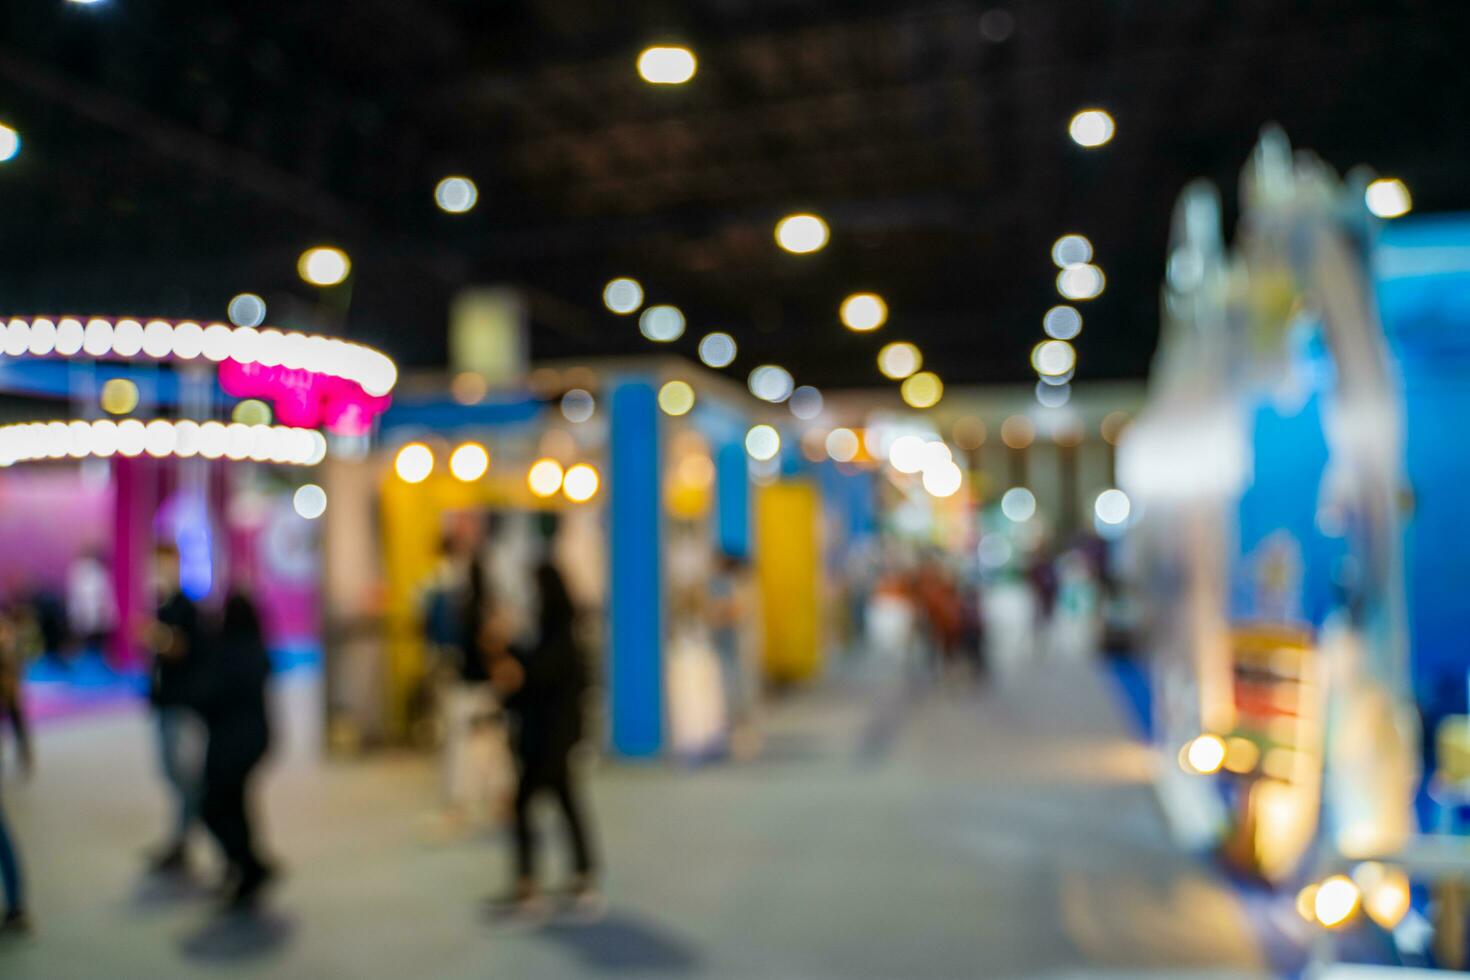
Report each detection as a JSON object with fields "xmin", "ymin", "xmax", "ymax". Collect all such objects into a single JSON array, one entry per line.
[
  {"xmin": 191, "ymin": 592, "xmax": 275, "ymax": 908},
  {"xmin": 490, "ymin": 559, "xmax": 598, "ymax": 910},
  {"xmin": 144, "ymin": 545, "xmax": 203, "ymax": 874},
  {"xmin": 0, "ymin": 608, "xmax": 33, "ymax": 936}
]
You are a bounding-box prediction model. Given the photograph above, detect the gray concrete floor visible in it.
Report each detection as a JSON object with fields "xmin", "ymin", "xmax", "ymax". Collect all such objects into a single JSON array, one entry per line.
[{"xmin": 0, "ymin": 660, "xmax": 1270, "ymax": 979}]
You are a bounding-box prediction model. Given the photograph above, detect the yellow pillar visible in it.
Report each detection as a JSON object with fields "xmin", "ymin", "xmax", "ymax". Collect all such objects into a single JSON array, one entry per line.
[{"xmin": 755, "ymin": 480, "xmax": 821, "ymax": 683}]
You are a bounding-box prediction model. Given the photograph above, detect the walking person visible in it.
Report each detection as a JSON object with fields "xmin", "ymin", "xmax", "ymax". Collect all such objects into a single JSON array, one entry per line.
[
  {"xmin": 142, "ymin": 544, "xmax": 203, "ymax": 874},
  {"xmin": 0, "ymin": 609, "xmax": 34, "ymax": 936},
  {"xmin": 490, "ymin": 559, "xmax": 599, "ymax": 914},
  {"xmin": 190, "ymin": 592, "xmax": 275, "ymax": 908}
]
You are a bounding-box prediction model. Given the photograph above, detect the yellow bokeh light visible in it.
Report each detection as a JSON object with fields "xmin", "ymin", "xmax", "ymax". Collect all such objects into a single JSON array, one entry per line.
[
  {"xmin": 900, "ymin": 371, "xmax": 943, "ymax": 409},
  {"xmin": 1000, "ymin": 415, "xmax": 1035, "ymax": 450},
  {"xmin": 231, "ymin": 399, "xmax": 272, "ymax": 426},
  {"xmin": 563, "ymin": 463, "xmax": 600, "ymax": 503},
  {"xmin": 1358, "ymin": 864, "xmax": 1411, "ymax": 929},
  {"xmin": 100, "ymin": 378, "xmax": 140, "ymax": 416},
  {"xmin": 677, "ymin": 453, "xmax": 715, "ymax": 489},
  {"xmin": 1069, "ymin": 108, "xmax": 1115, "ymax": 148},
  {"xmin": 878, "ymin": 342, "xmax": 921, "ymax": 380},
  {"xmin": 658, "ymin": 379, "xmax": 696, "ymax": 416},
  {"xmin": 637, "ymin": 46, "xmax": 697, "ymax": 84},
  {"xmin": 1184, "ymin": 734, "xmax": 1226, "ymax": 774},
  {"xmin": 1296, "ymin": 884, "xmax": 1320, "ymax": 923},
  {"xmin": 528, "ymin": 458, "xmax": 565, "ymax": 498},
  {"xmin": 1365, "ymin": 177, "xmax": 1412, "ymax": 219},
  {"xmin": 826, "ymin": 427, "xmax": 859, "ymax": 463},
  {"xmin": 775, "ymin": 213, "xmax": 829, "ymax": 254},
  {"xmin": 1313, "ymin": 875, "xmax": 1360, "ymax": 928},
  {"xmin": 394, "ymin": 443, "xmax": 434, "ymax": 484},
  {"xmin": 1222, "ymin": 736, "xmax": 1260, "ymax": 774},
  {"xmin": 298, "ymin": 246, "xmax": 351, "ymax": 286},
  {"xmin": 449, "ymin": 442, "xmax": 490, "ymax": 482},
  {"xmin": 840, "ymin": 293, "xmax": 887, "ymax": 332}
]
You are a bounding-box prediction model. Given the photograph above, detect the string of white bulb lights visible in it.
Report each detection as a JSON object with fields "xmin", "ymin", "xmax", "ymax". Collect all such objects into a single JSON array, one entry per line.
[
  {"xmin": 0, "ymin": 315, "xmax": 398, "ymax": 397},
  {"xmin": 0, "ymin": 418, "xmax": 328, "ymax": 468}
]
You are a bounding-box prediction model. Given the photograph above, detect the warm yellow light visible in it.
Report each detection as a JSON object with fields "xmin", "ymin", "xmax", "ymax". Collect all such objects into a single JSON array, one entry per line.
[
  {"xmin": 1069, "ymin": 108, "xmax": 1115, "ymax": 148},
  {"xmin": 677, "ymin": 453, "xmax": 714, "ymax": 489},
  {"xmin": 528, "ymin": 458, "xmax": 565, "ymax": 498},
  {"xmin": 826, "ymin": 427, "xmax": 859, "ymax": 463},
  {"xmin": 394, "ymin": 443, "xmax": 434, "ymax": 484},
  {"xmin": 901, "ymin": 371, "xmax": 943, "ymax": 409},
  {"xmin": 745, "ymin": 424, "xmax": 780, "ymax": 461},
  {"xmin": 1296, "ymin": 884, "xmax": 1320, "ymax": 923},
  {"xmin": 298, "ymin": 246, "xmax": 351, "ymax": 286},
  {"xmin": 1365, "ymin": 177, "xmax": 1412, "ymax": 219},
  {"xmin": 1357, "ymin": 864, "xmax": 1411, "ymax": 929},
  {"xmin": 658, "ymin": 379, "xmax": 696, "ymax": 416},
  {"xmin": 1000, "ymin": 415, "xmax": 1034, "ymax": 450},
  {"xmin": 1184, "ymin": 734, "xmax": 1227, "ymax": 774},
  {"xmin": 1314, "ymin": 875, "xmax": 1361, "ymax": 928},
  {"xmin": 1222, "ymin": 736, "xmax": 1260, "ymax": 774},
  {"xmin": 451, "ymin": 372, "xmax": 488, "ymax": 405},
  {"xmin": 0, "ymin": 123, "xmax": 18, "ymax": 163},
  {"xmin": 638, "ymin": 46, "xmax": 697, "ymax": 84},
  {"xmin": 100, "ymin": 378, "xmax": 140, "ymax": 415},
  {"xmin": 775, "ymin": 213, "xmax": 829, "ymax": 254},
  {"xmin": 231, "ymin": 399, "xmax": 272, "ymax": 426},
  {"xmin": 449, "ymin": 442, "xmax": 490, "ymax": 482},
  {"xmin": 1032, "ymin": 339, "xmax": 1077, "ymax": 376},
  {"xmin": 563, "ymin": 463, "xmax": 600, "ymax": 503},
  {"xmin": 840, "ymin": 293, "xmax": 887, "ymax": 332},
  {"xmin": 603, "ymin": 277, "xmax": 643, "ymax": 314},
  {"xmin": 878, "ymin": 342, "xmax": 921, "ymax": 380}
]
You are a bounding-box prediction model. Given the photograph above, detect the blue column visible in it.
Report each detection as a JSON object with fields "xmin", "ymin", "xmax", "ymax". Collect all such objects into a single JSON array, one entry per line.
[
  {"xmin": 715, "ymin": 441, "xmax": 749, "ymax": 559},
  {"xmin": 608, "ymin": 380, "xmax": 663, "ymax": 757}
]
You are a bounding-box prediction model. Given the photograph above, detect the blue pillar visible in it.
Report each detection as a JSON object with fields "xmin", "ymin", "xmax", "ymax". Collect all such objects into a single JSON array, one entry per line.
[
  {"xmin": 715, "ymin": 441, "xmax": 749, "ymax": 559},
  {"xmin": 608, "ymin": 380, "xmax": 663, "ymax": 757}
]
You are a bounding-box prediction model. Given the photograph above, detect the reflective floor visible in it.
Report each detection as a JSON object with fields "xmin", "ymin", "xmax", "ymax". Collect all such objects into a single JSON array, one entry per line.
[{"xmin": 1, "ymin": 659, "xmax": 1268, "ymax": 979}]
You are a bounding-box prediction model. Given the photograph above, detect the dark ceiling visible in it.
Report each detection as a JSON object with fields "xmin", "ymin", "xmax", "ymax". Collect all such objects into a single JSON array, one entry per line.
[{"xmin": 1, "ymin": 0, "xmax": 1467, "ymax": 390}]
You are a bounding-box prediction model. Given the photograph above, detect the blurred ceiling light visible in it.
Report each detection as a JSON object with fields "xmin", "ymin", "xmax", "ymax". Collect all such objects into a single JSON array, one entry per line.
[
  {"xmin": 1068, "ymin": 108, "xmax": 1115, "ymax": 148},
  {"xmin": 978, "ymin": 8, "xmax": 1014, "ymax": 42},
  {"xmin": 638, "ymin": 46, "xmax": 697, "ymax": 85},
  {"xmin": 888, "ymin": 435, "xmax": 924, "ymax": 474},
  {"xmin": 748, "ymin": 364, "xmax": 794, "ymax": 403},
  {"xmin": 1365, "ymin": 177, "xmax": 1412, "ymax": 219},
  {"xmin": 560, "ymin": 388, "xmax": 595, "ymax": 423},
  {"xmin": 1000, "ymin": 486, "xmax": 1036, "ymax": 522},
  {"xmin": 1000, "ymin": 414, "xmax": 1034, "ymax": 449},
  {"xmin": 774, "ymin": 213, "xmax": 829, "ymax": 254},
  {"xmin": 920, "ymin": 440, "xmax": 952, "ymax": 471},
  {"xmin": 528, "ymin": 458, "xmax": 565, "ymax": 498},
  {"xmin": 0, "ymin": 123, "xmax": 18, "ymax": 163},
  {"xmin": 603, "ymin": 277, "xmax": 643, "ymax": 314},
  {"xmin": 877, "ymin": 341, "xmax": 921, "ymax": 380},
  {"xmin": 1057, "ymin": 263, "xmax": 1105, "ymax": 300},
  {"xmin": 1100, "ymin": 410, "xmax": 1131, "ymax": 445},
  {"xmin": 789, "ymin": 385, "xmax": 823, "ymax": 420},
  {"xmin": 698, "ymin": 331, "xmax": 737, "ymax": 368},
  {"xmin": 1356, "ymin": 864, "xmax": 1411, "ymax": 930},
  {"xmin": 639, "ymin": 304, "xmax": 685, "ymax": 342},
  {"xmin": 840, "ymin": 292, "xmax": 887, "ymax": 332},
  {"xmin": 563, "ymin": 463, "xmax": 600, "ymax": 503},
  {"xmin": 953, "ymin": 416, "xmax": 986, "ymax": 450},
  {"xmin": 434, "ymin": 176, "xmax": 478, "ymax": 213},
  {"xmin": 451, "ymin": 371, "xmax": 488, "ymax": 405},
  {"xmin": 449, "ymin": 442, "xmax": 490, "ymax": 482},
  {"xmin": 231, "ymin": 399, "xmax": 272, "ymax": 426},
  {"xmin": 1094, "ymin": 488, "xmax": 1131, "ymax": 525},
  {"xmin": 923, "ymin": 460, "xmax": 963, "ymax": 498},
  {"xmin": 900, "ymin": 371, "xmax": 943, "ymax": 409},
  {"xmin": 745, "ymin": 424, "xmax": 780, "ymax": 461},
  {"xmin": 1043, "ymin": 305, "xmax": 1082, "ymax": 340},
  {"xmin": 1313, "ymin": 876, "xmax": 1361, "ymax": 929},
  {"xmin": 825, "ymin": 427, "xmax": 859, "ymax": 463},
  {"xmin": 228, "ymin": 293, "xmax": 267, "ymax": 328},
  {"xmin": 100, "ymin": 378, "xmax": 139, "ymax": 415},
  {"xmin": 1031, "ymin": 339, "xmax": 1077, "ymax": 376},
  {"xmin": 394, "ymin": 443, "xmax": 434, "ymax": 484},
  {"xmin": 1050, "ymin": 234, "xmax": 1093, "ymax": 268},
  {"xmin": 292, "ymin": 484, "xmax": 327, "ymax": 520},
  {"xmin": 658, "ymin": 379, "xmax": 696, "ymax": 416},
  {"xmin": 1184, "ymin": 734, "xmax": 1227, "ymax": 774},
  {"xmin": 1035, "ymin": 380, "xmax": 1070, "ymax": 408},
  {"xmin": 298, "ymin": 246, "xmax": 351, "ymax": 286}
]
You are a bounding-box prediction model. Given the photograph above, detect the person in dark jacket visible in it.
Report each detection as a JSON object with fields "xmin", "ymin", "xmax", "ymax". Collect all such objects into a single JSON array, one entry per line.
[
  {"xmin": 144, "ymin": 545, "xmax": 203, "ymax": 874},
  {"xmin": 490, "ymin": 560, "xmax": 598, "ymax": 910},
  {"xmin": 191, "ymin": 592, "xmax": 274, "ymax": 907}
]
